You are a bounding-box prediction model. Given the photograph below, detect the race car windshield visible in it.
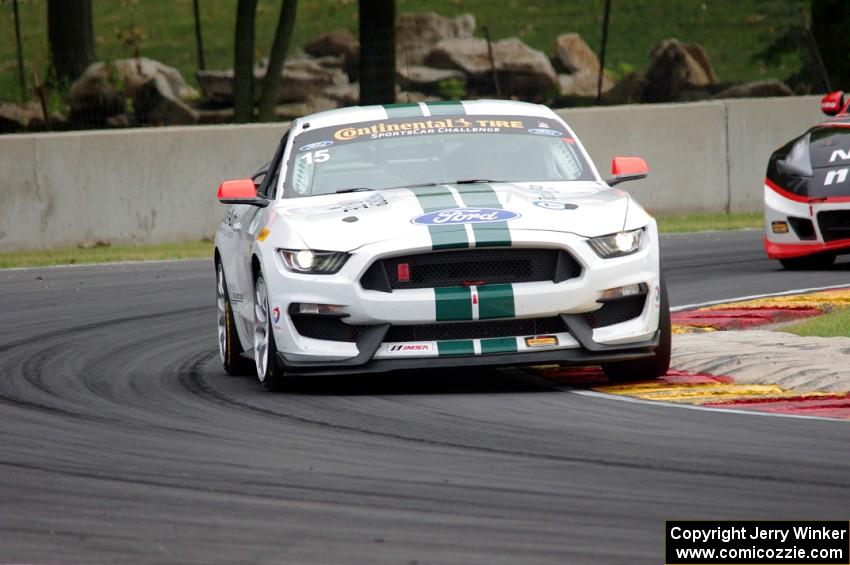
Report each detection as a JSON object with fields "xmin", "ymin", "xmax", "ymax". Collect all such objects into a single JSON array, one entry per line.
[{"xmin": 285, "ymin": 115, "xmax": 595, "ymax": 197}]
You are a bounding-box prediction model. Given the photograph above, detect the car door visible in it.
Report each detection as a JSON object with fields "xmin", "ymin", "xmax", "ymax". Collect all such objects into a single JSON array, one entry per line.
[{"xmin": 231, "ymin": 132, "xmax": 290, "ymax": 340}]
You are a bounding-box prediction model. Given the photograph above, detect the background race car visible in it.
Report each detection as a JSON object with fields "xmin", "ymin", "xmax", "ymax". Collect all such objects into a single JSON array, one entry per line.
[{"xmin": 764, "ymin": 90, "xmax": 850, "ymax": 270}]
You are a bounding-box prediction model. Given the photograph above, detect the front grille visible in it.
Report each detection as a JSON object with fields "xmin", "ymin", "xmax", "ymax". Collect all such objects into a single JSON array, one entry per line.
[
  {"xmin": 385, "ymin": 317, "xmax": 566, "ymax": 342},
  {"xmin": 361, "ymin": 248, "xmax": 581, "ymax": 292},
  {"xmin": 290, "ymin": 315, "xmax": 367, "ymax": 342},
  {"xmin": 292, "ymin": 297, "xmax": 644, "ymax": 345},
  {"xmin": 817, "ymin": 210, "xmax": 850, "ymax": 242},
  {"xmin": 580, "ymin": 294, "xmax": 646, "ymax": 328}
]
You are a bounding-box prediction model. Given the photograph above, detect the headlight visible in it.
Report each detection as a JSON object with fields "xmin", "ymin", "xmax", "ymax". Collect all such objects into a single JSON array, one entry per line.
[
  {"xmin": 278, "ymin": 249, "xmax": 349, "ymax": 274},
  {"xmin": 587, "ymin": 228, "xmax": 645, "ymax": 258}
]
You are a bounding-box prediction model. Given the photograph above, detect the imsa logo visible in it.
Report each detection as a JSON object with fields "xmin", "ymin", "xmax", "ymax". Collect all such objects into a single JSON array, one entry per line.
[{"xmin": 388, "ymin": 343, "xmax": 434, "ymax": 354}]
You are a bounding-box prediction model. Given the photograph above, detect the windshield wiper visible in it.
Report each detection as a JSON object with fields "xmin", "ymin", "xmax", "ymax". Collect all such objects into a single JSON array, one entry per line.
[
  {"xmin": 335, "ymin": 180, "xmax": 503, "ymax": 194},
  {"xmin": 336, "ymin": 182, "xmax": 442, "ymax": 194},
  {"xmin": 454, "ymin": 179, "xmax": 507, "ymax": 184},
  {"xmin": 383, "ymin": 180, "xmax": 504, "ymax": 190},
  {"xmin": 335, "ymin": 187, "xmax": 373, "ymax": 194}
]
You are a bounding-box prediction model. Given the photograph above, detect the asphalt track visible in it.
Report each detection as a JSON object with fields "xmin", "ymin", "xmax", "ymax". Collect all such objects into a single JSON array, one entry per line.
[{"xmin": 0, "ymin": 230, "xmax": 848, "ymax": 565}]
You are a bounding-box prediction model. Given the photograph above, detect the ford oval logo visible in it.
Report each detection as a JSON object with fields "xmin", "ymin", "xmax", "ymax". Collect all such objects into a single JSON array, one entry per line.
[
  {"xmin": 412, "ymin": 208, "xmax": 520, "ymax": 225},
  {"xmin": 527, "ymin": 128, "xmax": 562, "ymax": 137},
  {"xmin": 299, "ymin": 140, "xmax": 334, "ymax": 151}
]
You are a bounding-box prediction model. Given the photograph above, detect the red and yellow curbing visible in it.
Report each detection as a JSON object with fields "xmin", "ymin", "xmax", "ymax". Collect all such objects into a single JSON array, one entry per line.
[
  {"xmin": 671, "ymin": 288, "xmax": 850, "ymax": 333},
  {"xmin": 539, "ymin": 367, "xmax": 850, "ymax": 420},
  {"xmin": 539, "ymin": 287, "xmax": 850, "ymax": 420}
]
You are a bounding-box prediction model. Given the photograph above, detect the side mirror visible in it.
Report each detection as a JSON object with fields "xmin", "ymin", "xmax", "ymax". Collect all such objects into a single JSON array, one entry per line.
[
  {"xmin": 606, "ymin": 156, "xmax": 648, "ymax": 186},
  {"xmin": 217, "ymin": 178, "xmax": 270, "ymax": 207},
  {"xmin": 821, "ymin": 91, "xmax": 844, "ymax": 116}
]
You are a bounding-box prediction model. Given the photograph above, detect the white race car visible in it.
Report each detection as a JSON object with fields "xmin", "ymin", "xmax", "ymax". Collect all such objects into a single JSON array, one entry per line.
[{"xmin": 214, "ymin": 100, "xmax": 669, "ymax": 390}]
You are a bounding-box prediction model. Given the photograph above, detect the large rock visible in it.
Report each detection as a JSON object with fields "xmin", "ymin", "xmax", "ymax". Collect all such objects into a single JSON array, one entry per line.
[
  {"xmin": 396, "ymin": 12, "xmax": 475, "ymax": 66},
  {"xmin": 396, "ymin": 65, "xmax": 466, "ymax": 96},
  {"xmin": 643, "ymin": 38, "xmax": 715, "ymax": 103},
  {"xmin": 279, "ymin": 56, "xmax": 349, "ymax": 102},
  {"xmin": 714, "ymin": 79, "xmax": 793, "ymax": 99},
  {"xmin": 683, "ymin": 43, "xmax": 716, "ymax": 83},
  {"xmin": 304, "ymin": 29, "xmax": 358, "ymax": 59},
  {"xmin": 133, "ymin": 75, "xmax": 199, "ymax": 125},
  {"xmin": 197, "ymin": 96, "xmax": 340, "ymax": 123},
  {"xmin": 68, "ymin": 63, "xmax": 127, "ymax": 127},
  {"xmin": 395, "ymin": 90, "xmax": 440, "ymax": 104},
  {"xmin": 0, "ymin": 102, "xmax": 45, "ymax": 133},
  {"xmin": 274, "ymin": 98, "xmax": 338, "ymax": 121},
  {"xmin": 552, "ymin": 33, "xmax": 600, "ymax": 75},
  {"xmin": 604, "ymin": 71, "xmax": 648, "ymax": 105},
  {"xmin": 557, "ymin": 70, "xmax": 613, "ymax": 98},
  {"xmin": 426, "ymin": 37, "xmax": 557, "ymax": 97},
  {"xmin": 311, "ymin": 54, "xmax": 346, "ymax": 70},
  {"xmin": 304, "ymin": 29, "xmax": 359, "ymax": 81},
  {"xmin": 113, "ymin": 57, "xmax": 198, "ymax": 100},
  {"xmin": 195, "ymin": 70, "xmax": 233, "ymax": 106},
  {"xmin": 324, "ymin": 82, "xmax": 359, "ymax": 106},
  {"xmin": 197, "ymin": 56, "xmax": 348, "ymax": 105}
]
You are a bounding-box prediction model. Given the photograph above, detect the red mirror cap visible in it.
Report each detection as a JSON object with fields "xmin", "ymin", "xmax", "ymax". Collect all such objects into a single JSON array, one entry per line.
[
  {"xmin": 217, "ymin": 179, "xmax": 257, "ymax": 202},
  {"xmin": 821, "ymin": 91, "xmax": 844, "ymax": 116},
  {"xmin": 611, "ymin": 156, "xmax": 649, "ymax": 177}
]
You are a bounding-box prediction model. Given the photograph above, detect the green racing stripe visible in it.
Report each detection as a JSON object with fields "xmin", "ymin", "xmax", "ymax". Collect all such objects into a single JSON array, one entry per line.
[
  {"xmin": 408, "ymin": 149, "xmax": 517, "ymax": 325},
  {"xmin": 434, "ymin": 337, "xmax": 518, "ymax": 357},
  {"xmin": 436, "ymin": 340, "xmax": 475, "ymax": 356},
  {"xmin": 434, "ymin": 286, "xmax": 473, "ymax": 321},
  {"xmin": 452, "ymin": 183, "xmax": 512, "ymax": 247},
  {"xmin": 410, "ymin": 185, "xmax": 469, "ymax": 251},
  {"xmin": 425, "ymin": 101, "xmax": 466, "ymax": 116},
  {"xmin": 479, "ymin": 337, "xmax": 519, "ymax": 354},
  {"xmin": 383, "ymin": 103, "xmax": 423, "ymax": 118},
  {"xmin": 477, "ymin": 284, "xmax": 516, "ymax": 320}
]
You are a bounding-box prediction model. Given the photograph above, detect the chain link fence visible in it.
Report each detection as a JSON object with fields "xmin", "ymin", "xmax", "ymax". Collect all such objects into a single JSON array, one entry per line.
[{"xmin": 0, "ymin": 0, "xmax": 825, "ymax": 134}]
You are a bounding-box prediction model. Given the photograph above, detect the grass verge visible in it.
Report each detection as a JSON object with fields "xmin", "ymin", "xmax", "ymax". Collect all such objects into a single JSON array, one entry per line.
[
  {"xmin": 780, "ymin": 308, "xmax": 850, "ymax": 338},
  {"xmin": 655, "ymin": 212, "xmax": 762, "ymax": 233},
  {"xmin": 0, "ymin": 240, "xmax": 212, "ymax": 269},
  {"xmin": 0, "ymin": 212, "xmax": 763, "ymax": 269}
]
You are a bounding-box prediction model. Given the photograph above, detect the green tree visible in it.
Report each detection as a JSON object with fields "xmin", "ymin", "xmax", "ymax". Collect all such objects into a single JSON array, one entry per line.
[
  {"xmin": 257, "ymin": 0, "xmax": 298, "ymax": 123},
  {"xmin": 47, "ymin": 0, "xmax": 96, "ymax": 84},
  {"xmin": 233, "ymin": 0, "xmax": 258, "ymax": 123},
  {"xmin": 359, "ymin": 0, "xmax": 396, "ymax": 105},
  {"xmin": 812, "ymin": 0, "xmax": 850, "ymax": 90}
]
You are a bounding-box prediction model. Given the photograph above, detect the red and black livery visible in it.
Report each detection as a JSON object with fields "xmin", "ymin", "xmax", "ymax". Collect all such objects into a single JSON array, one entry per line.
[{"xmin": 764, "ymin": 91, "xmax": 850, "ymax": 269}]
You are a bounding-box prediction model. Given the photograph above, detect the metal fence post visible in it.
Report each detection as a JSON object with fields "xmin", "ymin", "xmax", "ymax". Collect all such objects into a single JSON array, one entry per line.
[
  {"xmin": 596, "ymin": 0, "xmax": 612, "ymax": 104},
  {"xmin": 13, "ymin": 0, "xmax": 27, "ymax": 101}
]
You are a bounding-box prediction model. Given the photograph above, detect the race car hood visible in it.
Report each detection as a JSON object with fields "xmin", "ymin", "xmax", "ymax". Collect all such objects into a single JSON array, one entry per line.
[{"xmin": 277, "ymin": 181, "xmax": 630, "ymax": 251}]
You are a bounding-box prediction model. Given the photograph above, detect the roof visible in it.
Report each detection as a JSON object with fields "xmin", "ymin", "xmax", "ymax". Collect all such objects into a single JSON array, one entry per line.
[{"xmin": 296, "ymin": 99, "xmax": 560, "ymax": 132}]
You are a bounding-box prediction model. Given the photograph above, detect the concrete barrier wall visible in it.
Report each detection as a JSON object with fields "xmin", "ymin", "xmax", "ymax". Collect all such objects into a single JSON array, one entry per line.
[
  {"xmin": 0, "ymin": 124, "xmax": 284, "ymax": 252},
  {"xmin": 558, "ymin": 102, "xmax": 730, "ymax": 214},
  {"xmin": 0, "ymin": 96, "xmax": 825, "ymax": 252},
  {"xmin": 557, "ymin": 96, "xmax": 823, "ymax": 215},
  {"xmin": 724, "ymin": 96, "xmax": 824, "ymax": 213}
]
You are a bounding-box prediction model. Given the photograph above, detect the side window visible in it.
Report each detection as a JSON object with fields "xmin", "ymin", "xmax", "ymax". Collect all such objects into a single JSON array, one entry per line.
[
  {"xmin": 258, "ymin": 131, "xmax": 289, "ymax": 199},
  {"xmin": 549, "ymin": 140, "xmax": 584, "ymax": 180}
]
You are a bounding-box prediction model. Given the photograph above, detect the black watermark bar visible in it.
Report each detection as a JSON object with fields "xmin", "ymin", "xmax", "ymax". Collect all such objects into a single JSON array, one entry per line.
[{"xmin": 666, "ymin": 521, "xmax": 850, "ymax": 565}]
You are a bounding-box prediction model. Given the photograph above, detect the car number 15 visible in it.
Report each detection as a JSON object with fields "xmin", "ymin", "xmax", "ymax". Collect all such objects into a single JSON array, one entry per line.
[{"xmin": 299, "ymin": 149, "xmax": 330, "ymax": 164}]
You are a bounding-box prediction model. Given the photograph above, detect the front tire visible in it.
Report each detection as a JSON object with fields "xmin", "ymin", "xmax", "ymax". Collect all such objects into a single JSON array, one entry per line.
[
  {"xmin": 217, "ymin": 261, "xmax": 254, "ymax": 376},
  {"xmin": 253, "ymin": 271, "xmax": 288, "ymax": 391},
  {"xmin": 779, "ymin": 253, "xmax": 836, "ymax": 270},
  {"xmin": 601, "ymin": 279, "xmax": 671, "ymax": 382}
]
